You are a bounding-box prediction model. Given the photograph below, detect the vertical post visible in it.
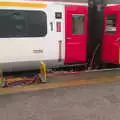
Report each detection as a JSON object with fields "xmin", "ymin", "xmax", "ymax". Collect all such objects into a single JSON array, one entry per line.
[
  {"xmin": 39, "ymin": 61, "xmax": 47, "ymax": 83},
  {"xmin": 58, "ymin": 40, "xmax": 62, "ymax": 62},
  {"xmin": 87, "ymin": 0, "xmax": 106, "ymax": 69}
]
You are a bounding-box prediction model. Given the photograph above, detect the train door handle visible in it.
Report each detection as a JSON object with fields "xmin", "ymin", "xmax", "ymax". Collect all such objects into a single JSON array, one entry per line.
[
  {"xmin": 116, "ymin": 37, "xmax": 120, "ymax": 41},
  {"xmin": 66, "ymin": 37, "xmax": 72, "ymax": 40}
]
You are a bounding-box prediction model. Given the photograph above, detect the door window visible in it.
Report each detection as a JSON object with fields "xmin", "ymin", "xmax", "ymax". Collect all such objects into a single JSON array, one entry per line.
[
  {"xmin": 105, "ymin": 14, "xmax": 116, "ymax": 33},
  {"xmin": 72, "ymin": 14, "xmax": 84, "ymax": 34}
]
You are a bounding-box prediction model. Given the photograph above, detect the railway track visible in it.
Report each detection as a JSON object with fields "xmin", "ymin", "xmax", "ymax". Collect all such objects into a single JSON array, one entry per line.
[
  {"xmin": 0, "ymin": 67, "xmax": 120, "ymax": 95},
  {"xmin": 46, "ymin": 67, "xmax": 120, "ymax": 82},
  {"xmin": 0, "ymin": 67, "xmax": 119, "ymax": 87}
]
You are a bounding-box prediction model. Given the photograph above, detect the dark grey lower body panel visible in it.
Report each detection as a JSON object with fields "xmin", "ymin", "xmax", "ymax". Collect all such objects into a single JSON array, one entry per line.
[{"xmin": 0, "ymin": 60, "xmax": 64, "ymax": 72}]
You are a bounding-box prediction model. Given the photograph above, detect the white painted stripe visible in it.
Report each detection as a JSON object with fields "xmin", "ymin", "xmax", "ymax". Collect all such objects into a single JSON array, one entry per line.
[{"xmin": 85, "ymin": 68, "xmax": 120, "ymax": 73}]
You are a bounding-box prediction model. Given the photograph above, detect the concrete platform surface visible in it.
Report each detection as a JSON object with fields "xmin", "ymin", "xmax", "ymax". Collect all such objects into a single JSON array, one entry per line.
[{"xmin": 1, "ymin": 81, "xmax": 120, "ymax": 120}]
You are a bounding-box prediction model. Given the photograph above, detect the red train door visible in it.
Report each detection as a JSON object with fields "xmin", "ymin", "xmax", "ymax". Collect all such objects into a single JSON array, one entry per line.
[
  {"xmin": 65, "ymin": 6, "xmax": 88, "ymax": 63},
  {"xmin": 102, "ymin": 5, "xmax": 120, "ymax": 64}
]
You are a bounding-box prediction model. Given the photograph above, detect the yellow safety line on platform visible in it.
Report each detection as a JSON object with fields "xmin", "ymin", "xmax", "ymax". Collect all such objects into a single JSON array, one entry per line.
[{"xmin": 0, "ymin": 76, "xmax": 120, "ymax": 95}]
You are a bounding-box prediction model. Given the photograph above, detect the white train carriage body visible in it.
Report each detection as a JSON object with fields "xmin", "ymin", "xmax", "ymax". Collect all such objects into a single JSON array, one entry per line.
[{"xmin": 0, "ymin": 0, "xmax": 88, "ymax": 72}]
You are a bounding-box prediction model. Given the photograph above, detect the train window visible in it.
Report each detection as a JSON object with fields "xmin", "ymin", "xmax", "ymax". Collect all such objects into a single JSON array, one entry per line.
[
  {"xmin": 27, "ymin": 11, "xmax": 47, "ymax": 37},
  {"xmin": 105, "ymin": 14, "xmax": 116, "ymax": 33},
  {"xmin": 0, "ymin": 10, "xmax": 47, "ymax": 37},
  {"xmin": 72, "ymin": 14, "xmax": 84, "ymax": 34},
  {"xmin": 10, "ymin": 11, "xmax": 27, "ymax": 36}
]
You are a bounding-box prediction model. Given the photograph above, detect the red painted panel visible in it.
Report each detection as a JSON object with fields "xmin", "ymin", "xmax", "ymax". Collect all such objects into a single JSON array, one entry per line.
[
  {"xmin": 65, "ymin": 5, "xmax": 88, "ymax": 63},
  {"xmin": 112, "ymin": 43, "xmax": 120, "ymax": 64},
  {"xmin": 101, "ymin": 5, "xmax": 120, "ymax": 64}
]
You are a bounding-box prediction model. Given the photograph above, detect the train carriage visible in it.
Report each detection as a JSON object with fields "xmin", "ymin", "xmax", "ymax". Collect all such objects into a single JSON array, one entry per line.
[
  {"xmin": 0, "ymin": 0, "xmax": 119, "ymax": 72},
  {"xmin": 0, "ymin": 0, "xmax": 88, "ymax": 72}
]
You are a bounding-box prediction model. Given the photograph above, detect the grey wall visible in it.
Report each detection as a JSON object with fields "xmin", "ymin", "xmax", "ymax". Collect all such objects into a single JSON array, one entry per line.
[
  {"xmin": 45, "ymin": 0, "xmax": 87, "ymax": 2},
  {"xmin": 46, "ymin": 0, "xmax": 120, "ymax": 4},
  {"xmin": 106, "ymin": 0, "xmax": 120, "ymax": 4}
]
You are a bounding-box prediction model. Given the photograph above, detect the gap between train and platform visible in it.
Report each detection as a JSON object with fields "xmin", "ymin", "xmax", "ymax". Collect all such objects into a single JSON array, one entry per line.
[{"xmin": 0, "ymin": 69, "xmax": 120, "ymax": 96}]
